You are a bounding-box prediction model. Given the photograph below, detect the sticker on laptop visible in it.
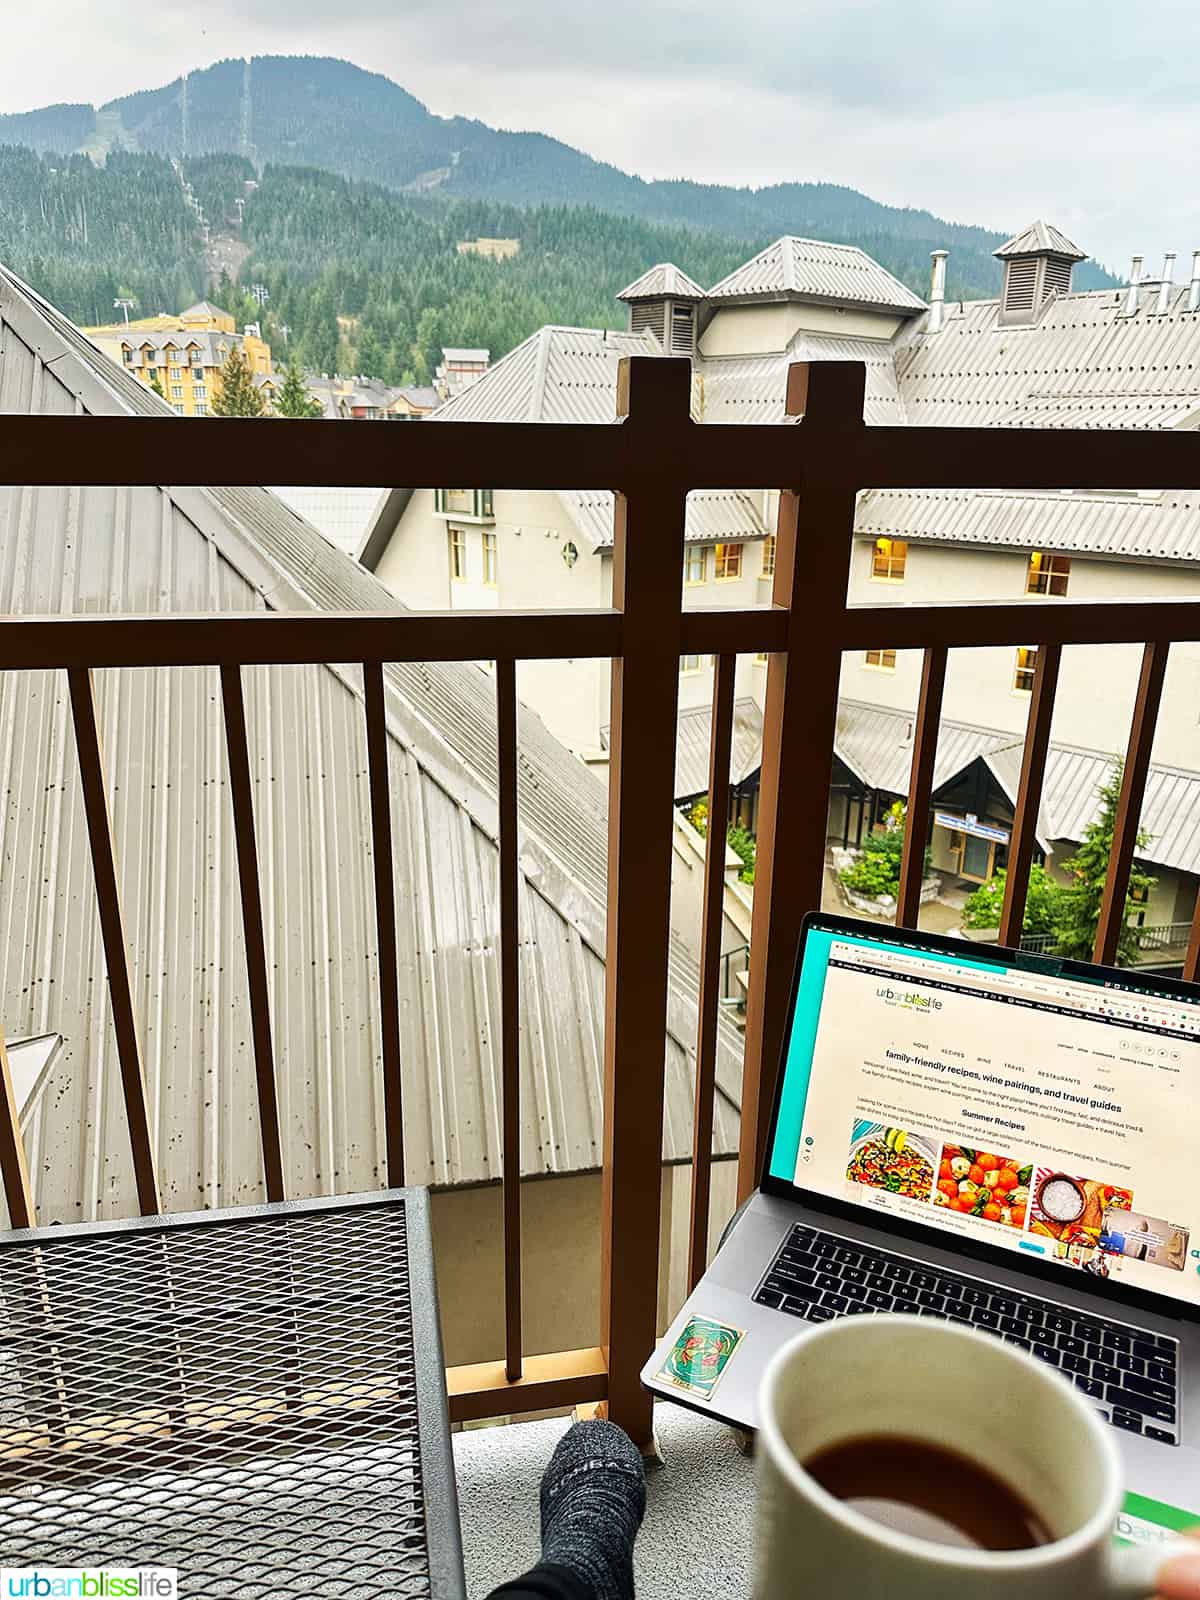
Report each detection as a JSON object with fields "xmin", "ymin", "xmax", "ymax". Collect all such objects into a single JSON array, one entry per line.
[{"xmin": 656, "ymin": 1315, "xmax": 745, "ymax": 1401}]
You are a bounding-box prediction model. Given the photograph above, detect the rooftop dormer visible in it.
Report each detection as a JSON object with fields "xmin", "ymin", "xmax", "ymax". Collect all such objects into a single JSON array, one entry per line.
[
  {"xmin": 994, "ymin": 221, "xmax": 1086, "ymax": 326},
  {"xmin": 617, "ymin": 264, "xmax": 705, "ymax": 356}
]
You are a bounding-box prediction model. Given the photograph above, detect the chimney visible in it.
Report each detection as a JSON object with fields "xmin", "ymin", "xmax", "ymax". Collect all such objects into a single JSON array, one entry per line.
[
  {"xmin": 928, "ymin": 249, "xmax": 948, "ymax": 333},
  {"xmin": 1156, "ymin": 252, "xmax": 1176, "ymax": 316},
  {"xmin": 1122, "ymin": 255, "xmax": 1143, "ymax": 317},
  {"xmin": 1189, "ymin": 251, "xmax": 1200, "ymax": 314}
]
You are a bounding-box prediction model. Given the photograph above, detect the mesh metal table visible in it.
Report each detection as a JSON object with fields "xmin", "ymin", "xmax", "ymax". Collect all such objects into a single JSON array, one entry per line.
[{"xmin": 0, "ymin": 1189, "xmax": 465, "ymax": 1599}]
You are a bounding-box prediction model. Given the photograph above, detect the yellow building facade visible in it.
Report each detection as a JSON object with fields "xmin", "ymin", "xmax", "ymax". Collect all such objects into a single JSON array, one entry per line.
[{"xmin": 84, "ymin": 300, "xmax": 273, "ymax": 416}]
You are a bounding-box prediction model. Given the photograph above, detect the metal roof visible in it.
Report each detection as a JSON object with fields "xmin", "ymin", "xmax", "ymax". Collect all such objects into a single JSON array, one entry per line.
[
  {"xmin": 696, "ymin": 341, "xmax": 906, "ymax": 428},
  {"xmin": 0, "ymin": 262, "xmax": 742, "ymax": 1225},
  {"xmin": 559, "ymin": 489, "xmax": 768, "ymax": 553},
  {"xmin": 706, "ymin": 237, "xmax": 927, "ymax": 315},
  {"xmin": 994, "ymin": 222, "xmax": 1086, "ymax": 261},
  {"xmin": 833, "ymin": 700, "xmax": 1012, "ymax": 796},
  {"xmin": 618, "ymin": 264, "xmax": 706, "ymax": 301},
  {"xmin": 835, "ymin": 700, "xmax": 1200, "ymax": 877},
  {"xmin": 984, "ymin": 743, "xmax": 1200, "ymax": 876},
  {"xmin": 671, "ymin": 698, "xmax": 764, "ymax": 800},
  {"xmin": 856, "ymin": 488, "xmax": 1200, "ymax": 564},
  {"xmin": 895, "ymin": 286, "xmax": 1200, "ymax": 429}
]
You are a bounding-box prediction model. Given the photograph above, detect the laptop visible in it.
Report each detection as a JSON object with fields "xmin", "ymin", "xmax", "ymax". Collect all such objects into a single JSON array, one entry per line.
[{"xmin": 643, "ymin": 912, "xmax": 1199, "ymax": 1503}]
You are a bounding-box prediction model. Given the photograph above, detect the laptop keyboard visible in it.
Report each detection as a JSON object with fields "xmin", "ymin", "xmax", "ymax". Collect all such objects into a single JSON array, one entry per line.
[{"xmin": 755, "ymin": 1223, "xmax": 1182, "ymax": 1447}]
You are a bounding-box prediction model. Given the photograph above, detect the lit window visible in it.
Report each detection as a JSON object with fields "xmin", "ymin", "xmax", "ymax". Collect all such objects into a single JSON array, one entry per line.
[
  {"xmin": 449, "ymin": 527, "xmax": 467, "ymax": 581},
  {"xmin": 171, "ymin": 385, "xmax": 183, "ymax": 400},
  {"xmin": 871, "ymin": 536, "xmax": 907, "ymax": 581},
  {"xmin": 761, "ymin": 536, "xmax": 776, "ymax": 577},
  {"xmin": 1026, "ymin": 550, "xmax": 1071, "ymax": 596},
  {"xmin": 714, "ymin": 543, "xmax": 742, "ymax": 580},
  {"xmin": 685, "ymin": 546, "xmax": 707, "ymax": 584},
  {"xmin": 865, "ymin": 648, "xmax": 897, "ymax": 671},
  {"xmin": 482, "ymin": 530, "xmax": 497, "ymax": 586},
  {"xmin": 1014, "ymin": 646, "xmax": 1039, "ymax": 692}
]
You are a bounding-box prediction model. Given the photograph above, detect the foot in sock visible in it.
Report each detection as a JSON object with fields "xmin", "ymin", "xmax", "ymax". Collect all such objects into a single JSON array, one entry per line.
[{"xmin": 539, "ymin": 1420, "xmax": 647, "ymax": 1600}]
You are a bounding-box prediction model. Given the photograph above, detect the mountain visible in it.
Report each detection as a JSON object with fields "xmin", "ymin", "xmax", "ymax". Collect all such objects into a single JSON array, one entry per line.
[{"xmin": 1, "ymin": 55, "xmax": 1116, "ymax": 298}]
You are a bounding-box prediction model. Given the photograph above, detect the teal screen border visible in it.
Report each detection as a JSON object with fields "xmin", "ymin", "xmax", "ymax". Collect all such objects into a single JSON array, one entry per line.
[{"xmin": 766, "ymin": 929, "xmax": 1006, "ymax": 1185}]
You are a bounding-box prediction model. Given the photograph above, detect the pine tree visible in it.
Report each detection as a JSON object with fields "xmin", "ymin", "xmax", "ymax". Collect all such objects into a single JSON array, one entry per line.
[
  {"xmin": 1052, "ymin": 762, "xmax": 1155, "ymax": 965},
  {"xmin": 148, "ymin": 373, "xmax": 166, "ymax": 399},
  {"xmin": 212, "ymin": 345, "xmax": 267, "ymax": 417},
  {"xmin": 276, "ymin": 361, "xmax": 322, "ymax": 418}
]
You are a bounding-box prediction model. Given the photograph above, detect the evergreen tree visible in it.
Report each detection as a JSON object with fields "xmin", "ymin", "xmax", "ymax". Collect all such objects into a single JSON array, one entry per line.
[
  {"xmin": 212, "ymin": 346, "xmax": 267, "ymax": 417},
  {"xmin": 275, "ymin": 361, "xmax": 322, "ymax": 418},
  {"xmin": 1052, "ymin": 763, "xmax": 1155, "ymax": 965},
  {"xmin": 148, "ymin": 373, "xmax": 166, "ymax": 399}
]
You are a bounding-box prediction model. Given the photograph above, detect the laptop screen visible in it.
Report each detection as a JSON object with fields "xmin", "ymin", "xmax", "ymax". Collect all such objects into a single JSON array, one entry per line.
[{"xmin": 767, "ymin": 920, "xmax": 1200, "ymax": 1311}]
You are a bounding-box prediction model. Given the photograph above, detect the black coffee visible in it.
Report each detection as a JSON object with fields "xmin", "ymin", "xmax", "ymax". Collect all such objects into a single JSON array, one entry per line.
[{"xmin": 804, "ymin": 1434, "xmax": 1053, "ymax": 1551}]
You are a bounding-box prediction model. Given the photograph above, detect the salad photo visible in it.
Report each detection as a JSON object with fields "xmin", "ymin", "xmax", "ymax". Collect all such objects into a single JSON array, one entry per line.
[
  {"xmin": 846, "ymin": 1123, "xmax": 937, "ymax": 1202},
  {"xmin": 934, "ymin": 1145, "xmax": 1031, "ymax": 1228}
]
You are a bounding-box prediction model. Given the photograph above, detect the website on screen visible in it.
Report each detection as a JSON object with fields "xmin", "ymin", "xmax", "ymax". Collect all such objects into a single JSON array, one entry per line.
[{"xmin": 774, "ymin": 934, "xmax": 1200, "ymax": 1307}]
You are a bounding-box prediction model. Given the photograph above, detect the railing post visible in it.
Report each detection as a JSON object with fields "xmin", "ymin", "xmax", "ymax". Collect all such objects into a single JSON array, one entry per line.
[
  {"xmin": 600, "ymin": 356, "xmax": 691, "ymax": 1445},
  {"xmin": 739, "ymin": 362, "xmax": 866, "ymax": 1202}
]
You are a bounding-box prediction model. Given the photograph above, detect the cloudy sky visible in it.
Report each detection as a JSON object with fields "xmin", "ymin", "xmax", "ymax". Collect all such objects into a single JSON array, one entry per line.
[{"xmin": 4, "ymin": 0, "xmax": 1197, "ymax": 272}]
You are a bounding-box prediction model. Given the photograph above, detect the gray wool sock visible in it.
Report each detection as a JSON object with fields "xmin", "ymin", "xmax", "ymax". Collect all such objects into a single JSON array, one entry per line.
[{"xmin": 539, "ymin": 1420, "xmax": 647, "ymax": 1600}]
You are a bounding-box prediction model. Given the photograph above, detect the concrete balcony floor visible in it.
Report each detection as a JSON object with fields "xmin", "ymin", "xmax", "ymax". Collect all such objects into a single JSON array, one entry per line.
[{"xmin": 454, "ymin": 1403, "xmax": 754, "ymax": 1599}]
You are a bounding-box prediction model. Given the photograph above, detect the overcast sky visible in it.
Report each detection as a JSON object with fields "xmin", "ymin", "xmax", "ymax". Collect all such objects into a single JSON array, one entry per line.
[{"xmin": 5, "ymin": 0, "xmax": 1198, "ymax": 272}]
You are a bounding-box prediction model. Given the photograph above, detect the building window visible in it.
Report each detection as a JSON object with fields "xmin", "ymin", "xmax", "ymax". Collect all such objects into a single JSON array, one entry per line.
[
  {"xmin": 761, "ymin": 536, "xmax": 776, "ymax": 578},
  {"xmin": 482, "ymin": 531, "xmax": 498, "ymax": 586},
  {"xmin": 172, "ymin": 404, "xmax": 184, "ymax": 415},
  {"xmin": 449, "ymin": 527, "xmax": 467, "ymax": 581},
  {"xmin": 193, "ymin": 386, "xmax": 207, "ymax": 400},
  {"xmin": 171, "ymin": 385, "xmax": 183, "ymax": 400},
  {"xmin": 865, "ymin": 648, "xmax": 897, "ymax": 671},
  {"xmin": 191, "ymin": 367, "xmax": 204, "ymax": 380},
  {"xmin": 714, "ymin": 542, "xmax": 742, "ymax": 581},
  {"xmin": 1026, "ymin": 550, "xmax": 1071, "ymax": 596},
  {"xmin": 1014, "ymin": 646, "xmax": 1039, "ymax": 693},
  {"xmin": 121, "ymin": 348, "xmax": 133, "ymax": 364},
  {"xmin": 680, "ymin": 655, "xmax": 709, "ymax": 674},
  {"xmin": 194, "ymin": 404, "xmax": 208, "ymax": 416},
  {"xmin": 685, "ymin": 546, "xmax": 707, "ymax": 584},
  {"xmin": 146, "ymin": 368, "xmax": 157, "ymax": 380},
  {"xmin": 871, "ymin": 536, "xmax": 907, "ymax": 581},
  {"xmin": 435, "ymin": 488, "xmax": 494, "ymax": 519}
]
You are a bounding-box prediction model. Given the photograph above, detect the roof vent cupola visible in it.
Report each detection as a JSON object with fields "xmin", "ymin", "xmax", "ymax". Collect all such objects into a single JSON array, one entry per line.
[
  {"xmin": 617, "ymin": 264, "xmax": 705, "ymax": 356},
  {"xmin": 994, "ymin": 221, "xmax": 1086, "ymax": 326}
]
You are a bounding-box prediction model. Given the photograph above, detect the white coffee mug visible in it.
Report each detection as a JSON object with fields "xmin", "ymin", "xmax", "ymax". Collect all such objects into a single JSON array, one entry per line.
[{"xmin": 755, "ymin": 1315, "xmax": 1175, "ymax": 1600}]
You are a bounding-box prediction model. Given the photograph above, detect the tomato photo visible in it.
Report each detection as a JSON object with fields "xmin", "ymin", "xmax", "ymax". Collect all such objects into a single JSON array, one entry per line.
[{"xmin": 936, "ymin": 1145, "xmax": 1033, "ymax": 1229}]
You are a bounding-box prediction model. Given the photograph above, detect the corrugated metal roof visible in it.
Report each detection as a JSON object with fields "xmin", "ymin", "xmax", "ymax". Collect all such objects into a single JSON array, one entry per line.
[
  {"xmin": 0, "ymin": 263, "xmax": 742, "ymax": 1225},
  {"xmin": 995, "ymin": 222, "xmax": 1086, "ymax": 260},
  {"xmin": 697, "ymin": 340, "xmax": 905, "ymax": 427},
  {"xmin": 271, "ymin": 487, "xmax": 386, "ymax": 555},
  {"xmin": 833, "ymin": 700, "xmax": 1012, "ymax": 796},
  {"xmin": 835, "ymin": 700, "xmax": 1200, "ymax": 877},
  {"xmin": 671, "ymin": 698, "xmax": 764, "ymax": 800},
  {"xmin": 984, "ymin": 743, "xmax": 1200, "ymax": 875},
  {"xmin": 895, "ymin": 287, "xmax": 1200, "ymax": 429},
  {"xmin": 559, "ymin": 489, "xmax": 768, "ymax": 553},
  {"xmin": 706, "ymin": 237, "xmax": 926, "ymax": 314},
  {"xmin": 618, "ymin": 264, "xmax": 705, "ymax": 301},
  {"xmin": 856, "ymin": 488, "xmax": 1200, "ymax": 564}
]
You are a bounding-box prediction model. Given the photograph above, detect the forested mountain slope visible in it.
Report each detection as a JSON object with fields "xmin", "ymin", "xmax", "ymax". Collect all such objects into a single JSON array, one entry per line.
[{"xmin": 4, "ymin": 54, "xmax": 1117, "ymax": 301}]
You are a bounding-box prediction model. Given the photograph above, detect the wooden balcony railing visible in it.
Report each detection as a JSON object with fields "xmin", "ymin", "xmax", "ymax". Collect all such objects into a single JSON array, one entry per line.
[{"xmin": 2, "ymin": 358, "xmax": 1199, "ymax": 1446}]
